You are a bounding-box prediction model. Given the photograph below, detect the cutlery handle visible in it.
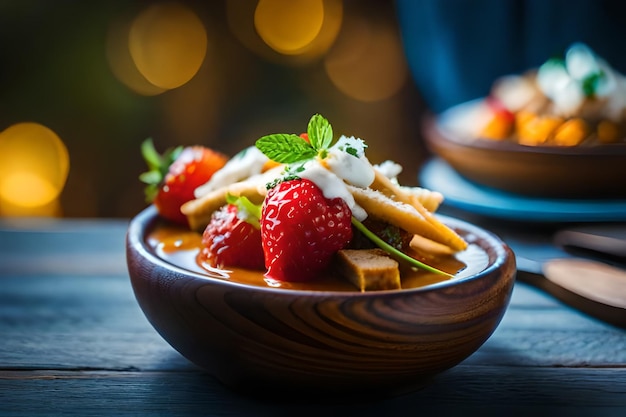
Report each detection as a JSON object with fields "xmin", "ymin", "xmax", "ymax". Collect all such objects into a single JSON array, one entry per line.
[
  {"xmin": 554, "ymin": 225, "xmax": 626, "ymax": 259},
  {"xmin": 543, "ymin": 258, "xmax": 626, "ymax": 309}
]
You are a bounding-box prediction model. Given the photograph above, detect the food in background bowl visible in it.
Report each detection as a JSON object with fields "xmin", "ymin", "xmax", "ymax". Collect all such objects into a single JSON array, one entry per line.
[
  {"xmin": 126, "ymin": 114, "xmax": 516, "ymax": 395},
  {"xmin": 478, "ymin": 43, "xmax": 626, "ymax": 146},
  {"xmin": 423, "ymin": 43, "xmax": 626, "ymax": 199}
]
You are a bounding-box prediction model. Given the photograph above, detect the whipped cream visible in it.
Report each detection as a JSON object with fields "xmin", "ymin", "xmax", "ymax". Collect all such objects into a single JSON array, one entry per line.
[
  {"xmin": 536, "ymin": 43, "xmax": 624, "ymax": 120},
  {"xmin": 298, "ymin": 135, "xmax": 374, "ymax": 220},
  {"xmin": 194, "ymin": 146, "xmax": 268, "ymax": 198}
]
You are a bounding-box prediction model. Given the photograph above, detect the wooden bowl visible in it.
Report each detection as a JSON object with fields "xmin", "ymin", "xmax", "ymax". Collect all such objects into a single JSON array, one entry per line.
[
  {"xmin": 126, "ymin": 206, "xmax": 516, "ymax": 398},
  {"xmin": 423, "ymin": 100, "xmax": 626, "ymax": 199}
]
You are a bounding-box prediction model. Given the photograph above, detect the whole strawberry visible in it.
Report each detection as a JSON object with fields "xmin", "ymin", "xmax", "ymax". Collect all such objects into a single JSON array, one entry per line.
[
  {"xmin": 261, "ymin": 178, "xmax": 353, "ymax": 282},
  {"xmin": 140, "ymin": 139, "xmax": 228, "ymax": 225},
  {"xmin": 201, "ymin": 195, "xmax": 265, "ymax": 270}
]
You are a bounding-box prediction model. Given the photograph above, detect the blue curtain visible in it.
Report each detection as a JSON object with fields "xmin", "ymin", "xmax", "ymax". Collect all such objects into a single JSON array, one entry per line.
[{"xmin": 396, "ymin": 0, "xmax": 626, "ymax": 113}]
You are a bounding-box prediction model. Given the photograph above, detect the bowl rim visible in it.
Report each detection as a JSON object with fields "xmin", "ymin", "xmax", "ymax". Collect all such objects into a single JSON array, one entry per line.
[
  {"xmin": 126, "ymin": 205, "xmax": 514, "ymax": 298},
  {"xmin": 430, "ymin": 98, "xmax": 626, "ymax": 157}
]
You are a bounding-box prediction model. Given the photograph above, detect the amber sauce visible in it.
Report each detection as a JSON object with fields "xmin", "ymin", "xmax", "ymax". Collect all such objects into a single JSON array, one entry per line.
[{"xmin": 147, "ymin": 224, "xmax": 490, "ymax": 292}]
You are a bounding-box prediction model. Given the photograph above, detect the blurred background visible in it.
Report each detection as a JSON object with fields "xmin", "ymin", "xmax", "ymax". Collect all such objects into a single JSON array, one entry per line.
[
  {"xmin": 0, "ymin": 0, "xmax": 428, "ymax": 219},
  {"xmin": 2, "ymin": 0, "xmax": 625, "ymax": 219}
]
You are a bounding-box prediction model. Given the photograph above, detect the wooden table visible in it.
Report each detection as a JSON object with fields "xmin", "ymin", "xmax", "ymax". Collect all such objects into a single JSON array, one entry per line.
[{"xmin": 1, "ymin": 216, "xmax": 625, "ymax": 416}]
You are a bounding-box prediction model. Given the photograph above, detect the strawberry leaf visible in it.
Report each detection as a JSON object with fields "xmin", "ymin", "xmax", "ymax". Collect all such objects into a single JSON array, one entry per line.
[
  {"xmin": 307, "ymin": 113, "xmax": 333, "ymax": 151},
  {"xmin": 138, "ymin": 170, "xmax": 161, "ymax": 185},
  {"xmin": 255, "ymin": 133, "xmax": 316, "ymax": 163},
  {"xmin": 139, "ymin": 138, "xmax": 183, "ymax": 202},
  {"xmin": 141, "ymin": 138, "xmax": 162, "ymax": 172},
  {"xmin": 226, "ymin": 194, "xmax": 262, "ymax": 229}
]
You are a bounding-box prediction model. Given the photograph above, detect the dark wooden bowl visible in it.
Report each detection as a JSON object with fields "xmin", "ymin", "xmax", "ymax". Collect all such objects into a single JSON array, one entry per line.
[
  {"xmin": 126, "ymin": 206, "xmax": 516, "ymax": 398},
  {"xmin": 423, "ymin": 101, "xmax": 626, "ymax": 199}
]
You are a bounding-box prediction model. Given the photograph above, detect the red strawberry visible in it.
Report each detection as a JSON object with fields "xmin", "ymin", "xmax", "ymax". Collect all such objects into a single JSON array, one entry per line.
[
  {"xmin": 261, "ymin": 178, "xmax": 353, "ymax": 282},
  {"xmin": 486, "ymin": 96, "xmax": 515, "ymax": 123},
  {"xmin": 140, "ymin": 139, "xmax": 228, "ymax": 225},
  {"xmin": 201, "ymin": 196, "xmax": 264, "ymax": 270}
]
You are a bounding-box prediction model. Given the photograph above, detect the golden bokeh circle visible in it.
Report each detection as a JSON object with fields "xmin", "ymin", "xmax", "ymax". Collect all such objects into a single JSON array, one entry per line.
[
  {"xmin": 324, "ymin": 18, "xmax": 408, "ymax": 102},
  {"xmin": 129, "ymin": 2, "xmax": 208, "ymax": 89},
  {"xmin": 0, "ymin": 122, "xmax": 70, "ymax": 208},
  {"xmin": 254, "ymin": 0, "xmax": 325, "ymax": 55}
]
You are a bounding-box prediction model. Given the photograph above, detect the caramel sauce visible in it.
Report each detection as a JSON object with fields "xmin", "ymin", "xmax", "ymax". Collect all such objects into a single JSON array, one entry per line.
[{"xmin": 147, "ymin": 224, "xmax": 489, "ymax": 292}]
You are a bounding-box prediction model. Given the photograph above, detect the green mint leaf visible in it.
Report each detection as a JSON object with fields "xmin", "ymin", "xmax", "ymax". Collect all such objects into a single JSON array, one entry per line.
[
  {"xmin": 307, "ymin": 113, "xmax": 333, "ymax": 151},
  {"xmin": 256, "ymin": 133, "xmax": 316, "ymax": 163}
]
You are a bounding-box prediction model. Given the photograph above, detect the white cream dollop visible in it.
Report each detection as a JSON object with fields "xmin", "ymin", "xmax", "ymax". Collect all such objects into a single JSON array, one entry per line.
[
  {"xmin": 374, "ymin": 160, "xmax": 402, "ymax": 181},
  {"xmin": 324, "ymin": 135, "xmax": 375, "ymax": 188},
  {"xmin": 536, "ymin": 43, "xmax": 623, "ymax": 119},
  {"xmin": 194, "ymin": 146, "xmax": 269, "ymax": 198},
  {"xmin": 296, "ymin": 135, "xmax": 375, "ymax": 220}
]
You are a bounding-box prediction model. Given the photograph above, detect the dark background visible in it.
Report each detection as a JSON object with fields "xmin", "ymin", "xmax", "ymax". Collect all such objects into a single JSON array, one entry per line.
[
  {"xmin": 0, "ymin": 0, "xmax": 428, "ymax": 219},
  {"xmin": 2, "ymin": 0, "xmax": 625, "ymax": 219}
]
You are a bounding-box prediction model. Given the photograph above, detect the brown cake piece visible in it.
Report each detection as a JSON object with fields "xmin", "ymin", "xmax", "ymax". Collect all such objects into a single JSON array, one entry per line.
[{"xmin": 335, "ymin": 248, "xmax": 400, "ymax": 292}]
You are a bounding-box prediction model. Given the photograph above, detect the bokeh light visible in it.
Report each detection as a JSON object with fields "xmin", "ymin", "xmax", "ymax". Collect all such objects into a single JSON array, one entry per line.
[
  {"xmin": 254, "ymin": 0, "xmax": 324, "ymax": 55},
  {"xmin": 0, "ymin": 1, "xmax": 424, "ymax": 218},
  {"xmin": 128, "ymin": 2, "xmax": 208, "ymax": 90},
  {"xmin": 228, "ymin": 0, "xmax": 342, "ymax": 64},
  {"xmin": 324, "ymin": 15, "xmax": 409, "ymax": 102},
  {"xmin": 0, "ymin": 123, "xmax": 69, "ymax": 215},
  {"xmin": 106, "ymin": 13, "xmax": 167, "ymax": 96}
]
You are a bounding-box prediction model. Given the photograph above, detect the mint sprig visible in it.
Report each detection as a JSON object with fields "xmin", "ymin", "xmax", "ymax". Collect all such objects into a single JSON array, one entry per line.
[
  {"xmin": 255, "ymin": 114, "xmax": 332, "ymax": 163},
  {"xmin": 255, "ymin": 133, "xmax": 317, "ymax": 163},
  {"xmin": 307, "ymin": 113, "xmax": 333, "ymax": 151}
]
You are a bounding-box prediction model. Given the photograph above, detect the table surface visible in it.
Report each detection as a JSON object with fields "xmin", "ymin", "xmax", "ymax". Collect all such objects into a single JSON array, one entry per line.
[{"xmin": 0, "ymin": 214, "xmax": 625, "ymax": 417}]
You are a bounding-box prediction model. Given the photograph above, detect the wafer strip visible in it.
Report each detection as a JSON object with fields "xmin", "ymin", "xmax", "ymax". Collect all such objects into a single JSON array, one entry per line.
[
  {"xmin": 181, "ymin": 180, "xmax": 266, "ymax": 231},
  {"xmin": 347, "ymin": 185, "xmax": 461, "ymax": 251},
  {"xmin": 182, "ymin": 165, "xmax": 284, "ymax": 231},
  {"xmin": 371, "ymin": 168, "xmax": 420, "ymax": 206},
  {"xmin": 360, "ymin": 170, "xmax": 467, "ymax": 252},
  {"xmin": 404, "ymin": 187, "xmax": 443, "ymax": 213},
  {"xmin": 409, "ymin": 234, "xmax": 456, "ymax": 256}
]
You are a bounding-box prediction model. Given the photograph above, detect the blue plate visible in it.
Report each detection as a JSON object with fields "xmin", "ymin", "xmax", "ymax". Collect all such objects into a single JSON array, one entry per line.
[{"xmin": 420, "ymin": 158, "xmax": 626, "ymax": 222}]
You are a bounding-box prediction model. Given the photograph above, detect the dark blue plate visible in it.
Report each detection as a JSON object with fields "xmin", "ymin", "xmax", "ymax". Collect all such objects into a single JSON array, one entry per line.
[{"xmin": 420, "ymin": 158, "xmax": 626, "ymax": 222}]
